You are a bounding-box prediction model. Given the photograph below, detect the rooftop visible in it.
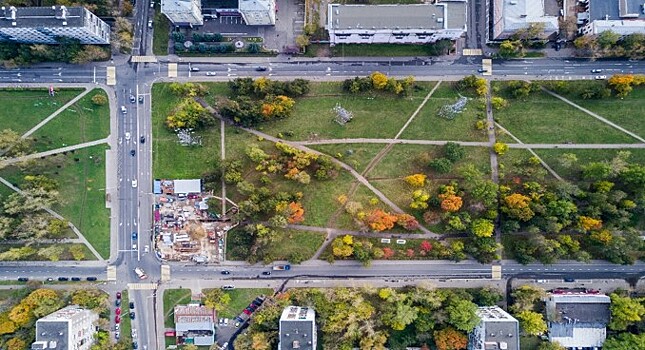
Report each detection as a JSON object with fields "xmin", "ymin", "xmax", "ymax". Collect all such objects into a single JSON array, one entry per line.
[
  {"xmin": 238, "ymin": 0, "xmax": 275, "ymax": 25},
  {"xmin": 0, "ymin": 6, "xmax": 87, "ymax": 29},
  {"xmin": 328, "ymin": 1, "xmax": 467, "ymax": 31},
  {"xmin": 39, "ymin": 305, "xmax": 94, "ymax": 322},
  {"xmin": 280, "ymin": 306, "xmax": 315, "ymax": 321},
  {"xmin": 161, "ymin": 0, "xmax": 203, "ymax": 25},
  {"xmin": 546, "ymin": 294, "xmax": 611, "ymax": 324},
  {"xmin": 492, "ymin": 0, "xmax": 559, "ymax": 38},
  {"xmin": 589, "ymin": 0, "xmax": 645, "ymax": 21},
  {"xmin": 474, "ymin": 307, "xmax": 520, "ymax": 350},
  {"xmin": 174, "ymin": 304, "xmax": 216, "ymax": 332}
]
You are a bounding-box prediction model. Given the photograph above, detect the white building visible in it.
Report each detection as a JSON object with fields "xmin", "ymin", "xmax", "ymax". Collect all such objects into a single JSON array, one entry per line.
[
  {"xmin": 161, "ymin": 0, "xmax": 203, "ymax": 27},
  {"xmin": 579, "ymin": 0, "xmax": 645, "ymax": 36},
  {"xmin": 0, "ymin": 6, "xmax": 110, "ymax": 44},
  {"xmin": 469, "ymin": 306, "xmax": 520, "ymax": 350},
  {"xmin": 278, "ymin": 306, "xmax": 317, "ymax": 350},
  {"xmin": 545, "ymin": 293, "xmax": 611, "ymax": 349},
  {"xmin": 238, "ymin": 0, "xmax": 275, "ymax": 26},
  {"xmin": 326, "ymin": 1, "xmax": 467, "ymax": 46},
  {"xmin": 174, "ymin": 304, "xmax": 216, "ymax": 346},
  {"xmin": 30, "ymin": 305, "xmax": 99, "ymax": 350},
  {"xmin": 491, "ymin": 0, "xmax": 559, "ymax": 40}
]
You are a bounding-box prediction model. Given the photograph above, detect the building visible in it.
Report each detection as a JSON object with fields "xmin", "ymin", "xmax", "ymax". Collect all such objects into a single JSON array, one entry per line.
[
  {"xmin": 469, "ymin": 306, "xmax": 520, "ymax": 350},
  {"xmin": 326, "ymin": 1, "xmax": 467, "ymax": 46},
  {"xmin": 491, "ymin": 0, "xmax": 559, "ymax": 40},
  {"xmin": 278, "ymin": 306, "xmax": 317, "ymax": 350},
  {"xmin": 0, "ymin": 6, "xmax": 110, "ymax": 45},
  {"xmin": 174, "ymin": 304, "xmax": 216, "ymax": 346},
  {"xmin": 238, "ymin": 0, "xmax": 275, "ymax": 25},
  {"xmin": 161, "ymin": 0, "xmax": 203, "ymax": 27},
  {"xmin": 578, "ymin": 0, "xmax": 645, "ymax": 36},
  {"xmin": 30, "ymin": 305, "xmax": 98, "ymax": 350},
  {"xmin": 545, "ymin": 292, "xmax": 611, "ymax": 349}
]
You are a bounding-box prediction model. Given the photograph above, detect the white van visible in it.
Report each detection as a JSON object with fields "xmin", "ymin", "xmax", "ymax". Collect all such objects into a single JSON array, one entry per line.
[
  {"xmin": 121, "ymin": 106, "xmax": 127, "ymax": 114},
  {"xmin": 134, "ymin": 267, "xmax": 148, "ymax": 280}
]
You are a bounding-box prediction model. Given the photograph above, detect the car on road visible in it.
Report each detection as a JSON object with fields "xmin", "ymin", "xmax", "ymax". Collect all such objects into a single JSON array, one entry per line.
[
  {"xmin": 150, "ymin": 0, "xmax": 154, "ymax": 7},
  {"xmin": 116, "ymin": 299, "xmax": 121, "ymax": 307},
  {"xmin": 144, "ymin": 245, "xmax": 149, "ymax": 253},
  {"xmin": 18, "ymin": 277, "xmax": 28, "ymax": 282},
  {"xmin": 86, "ymin": 277, "xmax": 97, "ymax": 281},
  {"xmin": 222, "ymin": 285, "xmax": 235, "ymax": 290},
  {"xmin": 129, "ymin": 301, "xmax": 135, "ymax": 309},
  {"xmin": 121, "ymin": 106, "xmax": 127, "ymax": 114},
  {"xmin": 138, "ymin": 95, "xmax": 144, "ymax": 103},
  {"xmin": 115, "ymin": 332, "xmax": 120, "ymax": 340},
  {"xmin": 591, "ymin": 69, "xmax": 602, "ymax": 73},
  {"xmin": 130, "ymin": 312, "xmax": 135, "ymax": 320},
  {"xmin": 477, "ymin": 68, "xmax": 487, "ymax": 73},
  {"xmin": 115, "ymin": 308, "xmax": 121, "ymax": 315},
  {"xmin": 224, "ymin": 319, "xmax": 229, "ymax": 326},
  {"xmin": 190, "ymin": 67, "xmax": 200, "ymax": 72},
  {"xmin": 132, "ymin": 232, "xmax": 138, "ymax": 240},
  {"xmin": 115, "ymin": 324, "xmax": 120, "ymax": 331},
  {"xmin": 148, "ymin": 20, "xmax": 153, "ymax": 28},
  {"xmin": 134, "ymin": 267, "xmax": 147, "ymax": 279},
  {"xmin": 140, "ymin": 136, "xmax": 145, "ymax": 143},
  {"xmin": 116, "ymin": 292, "xmax": 122, "ymax": 299},
  {"xmin": 255, "ymin": 66, "xmax": 268, "ymax": 72},
  {"xmin": 46, "ymin": 278, "xmax": 54, "ymax": 282},
  {"xmin": 594, "ymin": 75, "xmax": 607, "ymax": 80},
  {"xmin": 132, "ymin": 341, "xmax": 138, "ymax": 349},
  {"xmin": 206, "ymin": 72, "xmax": 216, "ymax": 76},
  {"xmin": 132, "ymin": 180, "xmax": 138, "ymax": 188},
  {"xmin": 564, "ymin": 277, "xmax": 575, "ymax": 282},
  {"xmin": 115, "ymin": 315, "xmax": 121, "ymax": 323},
  {"xmin": 261, "ymin": 271, "xmax": 271, "ymax": 275},
  {"xmin": 221, "ymin": 270, "xmax": 231, "ymax": 275},
  {"xmin": 129, "ymin": 95, "xmax": 136, "ymax": 103},
  {"xmin": 130, "ymin": 149, "xmax": 136, "ymax": 156},
  {"xmin": 71, "ymin": 277, "xmax": 81, "ymax": 281},
  {"xmin": 125, "ymin": 132, "xmax": 131, "ymax": 140},
  {"xmin": 58, "ymin": 277, "xmax": 68, "ymax": 281}
]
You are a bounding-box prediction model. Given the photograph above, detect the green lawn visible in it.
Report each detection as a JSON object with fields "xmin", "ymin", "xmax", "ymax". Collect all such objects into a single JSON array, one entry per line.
[
  {"xmin": 534, "ymin": 148, "xmax": 645, "ymax": 180},
  {"xmin": 259, "ymin": 82, "xmax": 435, "ymax": 141},
  {"xmin": 310, "ymin": 143, "xmax": 386, "ymax": 174},
  {"xmin": 0, "ymin": 243, "xmax": 96, "ymax": 261},
  {"xmin": 493, "ymin": 85, "xmax": 636, "ymax": 144},
  {"xmin": 151, "ymin": 83, "xmax": 228, "ymax": 178},
  {"xmin": 0, "ymin": 145, "xmax": 111, "ymax": 258},
  {"xmin": 211, "ymin": 288, "xmax": 273, "ymax": 319},
  {"xmin": 31, "ymin": 89, "xmax": 110, "ymax": 152},
  {"xmin": 163, "ymin": 288, "xmax": 193, "ymax": 328},
  {"xmin": 226, "ymin": 228, "xmax": 325, "ymax": 262},
  {"xmin": 330, "ymin": 44, "xmax": 437, "ymax": 57},
  {"xmin": 520, "ymin": 336, "xmax": 543, "ymax": 350},
  {"xmin": 0, "ymin": 88, "xmax": 84, "ymax": 134},
  {"xmin": 119, "ymin": 290, "xmax": 133, "ymax": 346},
  {"xmin": 153, "ymin": 7, "xmax": 170, "ymax": 55}
]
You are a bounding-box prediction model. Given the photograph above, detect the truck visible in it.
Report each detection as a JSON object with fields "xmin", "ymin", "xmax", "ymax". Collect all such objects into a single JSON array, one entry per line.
[{"xmin": 273, "ymin": 264, "xmax": 291, "ymax": 271}]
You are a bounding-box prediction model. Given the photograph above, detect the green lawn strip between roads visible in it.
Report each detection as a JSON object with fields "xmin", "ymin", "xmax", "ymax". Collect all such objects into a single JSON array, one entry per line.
[
  {"xmin": 163, "ymin": 288, "xmax": 193, "ymax": 328},
  {"xmin": 330, "ymin": 44, "xmax": 438, "ymax": 57},
  {"xmin": 153, "ymin": 5, "xmax": 170, "ymax": 55},
  {"xmin": 492, "ymin": 85, "xmax": 636, "ymax": 144},
  {"xmin": 0, "ymin": 88, "xmax": 84, "ymax": 135},
  {"xmin": 31, "ymin": 88, "xmax": 110, "ymax": 152},
  {"xmin": 0, "ymin": 144, "xmax": 111, "ymax": 259},
  {"xmin": 209, "ymin": 288, "xmax": 273, "ymax": 319},
  {"xmin": 226, "ymin": 228, "xmax": 325, "ymax": 262},
  {"xmin": 119, "ymin": 290, "xmax": 133, "ymax": 346}
]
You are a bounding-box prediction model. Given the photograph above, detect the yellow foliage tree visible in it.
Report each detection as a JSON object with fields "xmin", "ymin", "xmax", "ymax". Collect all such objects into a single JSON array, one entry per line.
[
  {"xmin": 591, "ymin": 229, "xmax": 613, "ymax": 245},
  {"xmin": 578, "ymin": 216, "xmax": 602, "ymax": 232},
  {"xmin": 0, "ymin": 320, "xmax": 16, "ymax": 335},
  {"xmin": 404, "ymin": 174, "xmax": 427, "ymax": 187},
  {"xmin": 502, "ymin": 193, "xmax": 534, "ymax": 221},
  {"xmin": 6, "ymin": 338, "xmax": 26, "ymax": 350},
  {"xmin": 371, "ymin": 72, "xmax": 388, "ymax": 90}
]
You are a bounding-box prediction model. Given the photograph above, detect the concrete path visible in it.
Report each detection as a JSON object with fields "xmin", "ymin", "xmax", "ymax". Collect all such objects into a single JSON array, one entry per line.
[
  {"xmin": 485, "ymin": 82, "xmax": 499, "ymax": 184},
  {"xmin": 541, "ymin": 87, "xmax": 645, "ymax": 143},
  {"xmin": 289, "ymin": 224, "xmax": 447, "ymax": 240},
  {"xmin": 0, "ymin": 177, "xmax": 104, "ymax": 261},
  {"xmin": 21, "ymin": 88, "xmax": 91, "ymax": 139},
  {"xmin": 0, "ymin": 138, "xmax": 109, "ymax": 167}
]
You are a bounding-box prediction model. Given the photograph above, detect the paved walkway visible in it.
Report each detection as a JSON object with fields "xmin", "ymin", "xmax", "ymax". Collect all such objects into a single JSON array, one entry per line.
[
  {"xmin": 0, "ymin": 177, "xmax": 104, "ymax": 261},
  {"xmin": 485, "ymin": 82, "xmax": 499, "ymax": 184},
  {"xmin": 541, "ymin": 87, "xmax": 645, "ymax": 143},
  {"xmin": 0, "ymin": 138, "xmax": 109, "ymax": 167},
  {"xmin": 21, "ymin": 88, "xmax": 91, "ymax": 139}
]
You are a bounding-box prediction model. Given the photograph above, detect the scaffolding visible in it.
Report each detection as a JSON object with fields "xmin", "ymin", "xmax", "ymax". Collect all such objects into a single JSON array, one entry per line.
[
  {"xmin": 332, "ymin": 103, "xmax": 353, "ymax": 125},
  {"xmin": 437, "ymin": 96, "xmax": 468, "ymax": 120}
]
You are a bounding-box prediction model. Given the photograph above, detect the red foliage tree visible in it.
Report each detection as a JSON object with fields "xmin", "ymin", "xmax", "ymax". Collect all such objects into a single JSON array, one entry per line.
[
  {"xmin": 420, "ymin": 240, "xmax": 433, "ymax": 252},
  {"xmin": 396, "ymin": 214, "xmax": 420, "ymax": 230},
  {"xmin": 406, "ymin": 249, "xmax": 415, "ymax": 258},
  {"xmin": 382, "ymin": 247, "xmax": 395, "ymax": 259}
]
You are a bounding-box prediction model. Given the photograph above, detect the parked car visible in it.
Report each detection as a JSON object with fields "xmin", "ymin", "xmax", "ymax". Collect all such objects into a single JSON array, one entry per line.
[
  {"xmin": 477, "ymin": 68, "xmax": 487, "ymax": 73},
  {"xmin": 129, "ymin": 95, "xmax": 136, "ymax": 103},
  {"xmin": 58, "ymin": 277, "xmax": 69, "ymax": 281},
  {"xmin": 129, "ymin": 302, "xmax": 135, "ymax": 309},
  {"xmin": 115, "ymin": 308, "xmax": 121, "ymax": 315},
  {"xmin": 221, "ymin": 270, "xmax": 231, "ymax": 275},
  {"xmin": 130, "ymin": 312, "xmax": 136, "ymax": 320},
  {"xmin": 132, "ymin": 232, "xmax": 138, "ymax": 240},
  {"xmin": 138, "ymin": 95, "xmax": 144, "ymax": 103},
  {"xmin": 71, "ymin": 277, "xmax": 81, "ymax": 281},
  {"xmin": 206, "ymin": 72, "xmax": 216, "ymax": 76},
  {"xmin": 116, "ymin": 292, "xmax": 122, "ymax": 299},
  {"xmin": 86, "ymin": 277, "xmax": 97, "ymax": 281},
  {"xmin": 116, "ymin": 299, "xmax": 121, "ymax": 307},
  {"xmin": 125, "ymin": 132, "xmax": 131, "ymax": 140},
  {"xmin": 148, "ymin": 20, "xmax": 153, "ymax": 28},
  {"xmin": 130, "ymin": 149, "xmax": 136, "ymax": 156},
  {"xmin": 255, "ymin": 66, "xmax": 268, "ymax": 72},
  {"xmin": 564, "ymin": 277, "xmax": 575, "ymax": 282},
  {"xmin": 594, "ymin": 75, "xmax": 607, "ymax": 80},
  {"xmin": 261, "ymin": 271, "xmax": 271, "ymax": 276},
  {"xmin": 243, "ymin": 309, "xmax": 251, "ymax": 315},
  {"xmin": 190, "ymin": 67, "xmax": 200, "ymax": 72},
  {"xmin": 17, "ymin": 277, "xmax": 28, "ymax": 282},
  {"xmin": 132, "ymin": 341, "xmax": 138, "ymax": 349},
  {"xmin": 115, "ymin": 315, "xmax": 121, "ymax": 323},
  {"xmin": 115, "ymin": 324, "xmax": 120, "ymax": 331},
  {"xmin": 140, "ymin": 136, "xmax": 145, "ymax": 144},
  {"xmin": 222, "ymin": 285, "xmax": 235, "ymax": 290}
]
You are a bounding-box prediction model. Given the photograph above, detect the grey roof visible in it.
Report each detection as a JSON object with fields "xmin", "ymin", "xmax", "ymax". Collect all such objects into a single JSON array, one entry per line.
[
  {"xmin": 551, "ymin": 302, "xmax": 610, "ymax": 324},
  {"xmin": 33, "ymin": 321, "xmax": 69, "ymax": 350},
  {"xmin": 589, "ymin": 0, "xmax": 645, "ymax": 20},
  {"xmin": 474, "ymin": 307, "xmax": 520, "ymax": 350},
  {"xmin": 279, "ymin": 306, "xmax": 316, "ymax": 350},
  {"xmin": 328, "ymin": 2, "xmax": 467, "ymax": 31},
  {"xmin": 161, "ymin": 0, "xmax": 203, "ymax": 25},
  {"xmin": 238, "ymin": 0, "xmax": 275, "ymax": 25},
  {"xmin": 492, "ymin": 0, "xmax": 559, "ymax": 39},
  {"xmin": 0, "ymin": 6, "xmax": 85, "ymax": 28}
]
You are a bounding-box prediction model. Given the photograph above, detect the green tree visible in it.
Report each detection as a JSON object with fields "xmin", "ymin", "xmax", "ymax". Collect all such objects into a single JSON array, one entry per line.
[
  {"xmin": 536, "ymin": 341, "xmax": 566, "ymax": 350},
  {"xmin": 597, "ymin": 30, "xmax": 620, "ymax": 49},
  {"xmin": 91, "ymin": 93, "xmax": 108, "ymax": 106},
  {"xmin": 202, "ymin": 289, "xmax": 232, "ymax": 312},
  {"xmin": 510, "ymin": 285, "xmax": 545, "ymax": 313},
  {"xmin": 608, "ymin": 293, "xmax": 645, "ymax": 331},
  {"xmin": 444, "ymin": 142, "xmax": 465, "ymax": 162},
  {"xmin": 517, "ymin": 310, "xmax": 547, "ymax": 335},
  {"xmin": 445, "ymin": 299, "xmax": 480, "ymax": 332},
  {"xmin": 602, "ymin": 332, "xmax": 645, "ymax": 350},
  {"xmin": 37, "ymin": 245, "xmax": 64, "ymax": 262},
  {"xmin": 471, "ymin": 219, "xmax": 495, "ymax": 238}
]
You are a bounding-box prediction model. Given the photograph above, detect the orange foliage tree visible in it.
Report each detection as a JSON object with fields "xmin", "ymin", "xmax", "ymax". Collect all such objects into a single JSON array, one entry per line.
[
  {"xmin": 434, "ymin": 327, "xmax": 468, "ymax": 350},
  {"xmin": 364, "ymin": 209, "xmax": 398, "ymax": 231},
  {"xmin": 578, "ymin": 216, "xmax": 602, "ymax": 232},
  {"xmin": 396, "ymin": 214, "xmax": 420, "ymax": 230},
  {"xmin": 286, "ymin": 202, "xmax": 305, "ymax": 224},
  {"xmin": 502, "ymin": 193, "xmax": 534, "ymax": 221},
  {"xmin": 438, "ymin": 185, "xmax": 463, "ymax": 212}
]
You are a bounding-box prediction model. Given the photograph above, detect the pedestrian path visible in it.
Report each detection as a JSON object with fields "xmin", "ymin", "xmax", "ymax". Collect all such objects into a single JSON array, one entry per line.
[
  {"xmin": 21, "ymin": 88, "xmax": 90, "ymax": 139},
  {"xmin": 0, "ymin": 138, "xmax": 109, "ymax": 167}
]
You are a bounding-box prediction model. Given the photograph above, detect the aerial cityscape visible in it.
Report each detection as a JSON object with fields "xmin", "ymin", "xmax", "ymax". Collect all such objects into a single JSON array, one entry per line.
[{"xmin": 0, "ymin": 0, "xmax": 644, "ymax": 349}]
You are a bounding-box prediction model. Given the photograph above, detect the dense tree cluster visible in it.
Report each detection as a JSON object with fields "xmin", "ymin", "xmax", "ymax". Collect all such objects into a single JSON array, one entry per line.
[
  {"xmin": 456, "ymin": 75, "xmax": 488, "ymax": 97},
  {"xmin": 237, "ymin": 287, "xmax": 501, "ymax": 350},
  {"xmin": 342, "ymin": 73, "xmax": 415, "ymax": 96},
  {"xmin": 228, "ymin": 77, "xmax": 310, "ymax": 98},
  {"xmin": 163, "ymin": 83, "xmax": 216, "ymax": 131},
  {"xmin": 574, "ymin": 31, "xmax": 644, "ymax": 59},
  {"xmin": 0, "ymin": 39, "xmax": 109, "ymax": 67},
  {"xmin": 429, "ymin": 142, "xmax": 466, "ymax": 174}
]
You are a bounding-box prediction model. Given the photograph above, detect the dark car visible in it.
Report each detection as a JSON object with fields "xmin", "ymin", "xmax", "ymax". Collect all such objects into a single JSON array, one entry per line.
[
  {"xmin": 130, "ymin": 149, "xmax": 136, "ymax": 156},
  {"xmin": 130, "ymin": 312, "xmax": 135, "ymax": 320},
  {"xmin": 132, "ymin": 232, "xmax": 138, "ymax": 240},
  {"xmin": 140, "ymin": 136, "xmax": 145, "ymax": 144},
  {"xmin": 58, "ymin": 277, "xmax": 69, "ymax": 281},
  {"xmin": 17, "ymin": 277, "xmax": 28, "ymax": 282},
  {"xmin": 129, "ymin": 95, "xmax": 136, "ymax": 103},
  {"xmin": 261, "ymin": 271, "xmax": 271, "ymax": 276},
  {"xmin": 234, "ymin": 316, "xmax": 244, "ymax": 323},
  {"xmin": 116, "ymin": 292, "xmax": 122, "ymax": 299},
  {"xmin": 255, "ymin": 66, "xmax": 268, "ymax": 72},
  {"xmin": 71, "ymin": 277, "xmax": 81, "ymax": 281},
  {"xmin": 115, "ymin": 299, "xmax": 121, "ymax": 307},
  {"xmin": 564, "ymin": 278, "xmax": 575, "ymax": 282},
  {"xmin": 129, "ymin": 302, "xmax": 135, "ymax": 309},
  {"xmin": 251, "ymin": 300, "xmax": 263, "ymax": 307},
  {"xmin": 133, "ymin": 342, "xmax": 138, "ymax": 349},
  {"xmin": 86, "ymin": 277, "xmax": 97, "ymax": 281},
  {"xmin": 138, "ymin": 95, "xmax": 143, "ymax": 103},
  {"xmin": 221, "ymin": 270, "xmax": 231, "ymax": 275}
]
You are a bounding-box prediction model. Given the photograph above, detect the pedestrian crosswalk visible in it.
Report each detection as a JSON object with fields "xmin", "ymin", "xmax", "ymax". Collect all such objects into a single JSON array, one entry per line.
[
  {"xmin": 128, "ymin": 282, "xmax": 158, "ymax": 290},
  {"xmin": 106, "ymin": 66, "xmax": 116, "ymax": 85},
  {"xmin": 168, "ymin": 63, "xmax": 177, "ymax": 78},
  {"xmin": 107, "ymin": 266, "xmax": 117, "ymax": 281},
  {"xmin": 161, "ymin": 265, "xmax": 170, "ymax": 282},
  {"xmin": 492, "ymin": 265, "xmax": 502, "ymax": 280}
]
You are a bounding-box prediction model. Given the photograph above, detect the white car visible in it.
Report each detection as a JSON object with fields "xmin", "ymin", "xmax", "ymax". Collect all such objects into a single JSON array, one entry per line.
[
  {"xmin": 206, "ymin": 72, "xmax": 216, "ymax": 76},
  {"xmin": 134, "ymin": 267, "xmax": 148, "ymax": 280},
  {"xmin": 132, "ymin": 243, "xmax": 137, "ymax": 250},
  {"xmin": 125, "ymin": 132, "xmax": 131, "ymax": 140},
  {"xmin": 132, "ymin": 180, "xmax": 138, "ymax": 188},
  {"xmin": 594, "ymin": 75, "xmax": 607, "ymax": 80},
  {"xmin": 144, "ymin": 245, "xmax": 149, "ymax": 253},
  {"xmin": 120, "ymin": 106, "xmax": 127, "ymax": 114},
  {"xmin": 115, "ymin": 324, "xmax": 120, "ymax": 331},
  {"xmin": 148, "ymin": 20, "xmax": 153, "ymax": 28}
]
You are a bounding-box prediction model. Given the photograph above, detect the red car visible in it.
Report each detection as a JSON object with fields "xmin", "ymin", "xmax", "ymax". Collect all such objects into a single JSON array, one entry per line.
[
  {"xmin": 243, "ymin": 309, "xmax": 251, "ymax": 315},
  {"xmin": 115, "ymin": 315, "xmax": 121, "ymax": 324},
  {"xmin": 115, "ymin": 308, "xmax": 121, "ymax": 315},
  {"xmin": 116, "ymin": 292, "xmax": 122, "ymax": 299}
]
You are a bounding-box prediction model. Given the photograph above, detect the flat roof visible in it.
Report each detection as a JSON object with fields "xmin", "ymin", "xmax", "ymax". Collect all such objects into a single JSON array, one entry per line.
[
  {"xmin": 492, "ymin": 0, "xmax": 558, "ymax": 38},
  {"xmin": 328, "ymin": 2, "xmax": 467, "ymax": 31},
  {"xmin": 173, "ymin": 179, "xmax": 201, "ymax": 194},
  {"xmin": 590, "ymin": 0, "xmax": 645, "ymax": 20},
  {"xmin": 0, "ymin": 6, "xmax": 87, "ymax": 28}
]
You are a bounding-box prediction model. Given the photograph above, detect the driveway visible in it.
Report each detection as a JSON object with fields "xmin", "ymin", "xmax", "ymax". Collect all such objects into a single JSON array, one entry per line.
[{"xmin": 261, "ymin": 0, "xmax": 305, "ymax": 52}]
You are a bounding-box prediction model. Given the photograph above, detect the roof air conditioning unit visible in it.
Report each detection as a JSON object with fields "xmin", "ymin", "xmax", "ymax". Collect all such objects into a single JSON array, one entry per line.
[
  {"xmin": 437, "ymin": 17, "xmax": 444, "ymax": 22},
  {"xmin": 510, "ymin": 0, "xmax": 517, "ymax": 4}
]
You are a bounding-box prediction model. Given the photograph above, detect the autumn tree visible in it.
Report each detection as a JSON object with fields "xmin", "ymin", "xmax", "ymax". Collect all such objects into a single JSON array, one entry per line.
[
  {"xmin": 510, "ymin": 285, "xmax": 545, "ymax": 313},
  {"xmin": 332, "ymin": 235, "xmax": 354, "ymax": 258},
  {"xmin": 434, "ymin": 327, "xmax": 468, "ymax": 350},
  {"xmin": 6, "ymin": 338, "xmax": 26, "ymax": 350},
  {"xmin": 578, "ymin": 216, "xmax": 602, "ymax": 232},
  {"xmin": 502, "ymin": 193, "xmax": 534, "ymax": 221},
  {"xmin": 471, "ymin": 219, "xmax": 495, "ymax": 238},
  {"xmin": 410, "ymin": 189, "xmax": 430, "ymax": 210},
  {"xmin": 203, "ymin": 289, "xmax": 232, "ymax": 312},
  {"xmin": 260, "ymin": 95, "xmax": 295, "ymax": 120},
  {"xmin": 404, "ymin": 174, "xmax": 427, "ymax": 187},
  {"xmin": 517, "ymin": 310, "xmax": 547, "ymax": 335},
  {"xmin": 397, "ymin": 214, "xmax": 419, "ymax": 230},
  {"xmin": 537, "ymin": 342, "xmax": 566, "ymax": 350},
  {"xmin": 440, "ymin": 194, "xmax": 463, "ymax": 212},
  {"xmin": 68, "ymin": 245, "xmax": 86, "ymax": 261},
  {"xmin": 165, "ymin": 98, "xmax": 213, "ymax": 130},
  {"xmin": 364, "ymin": 209, "xmax": 398, "ymax": 231},
  {"xmin": 371, "ymin": 72, "xmax": 388, "ymax": 90},
  {"xmin": 91, "ymin": 93, "xmax": 108, "ymax": 106},
  {"xmin": 608, "ymin": 74, "xmax": 645, "ymax": 98}
]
